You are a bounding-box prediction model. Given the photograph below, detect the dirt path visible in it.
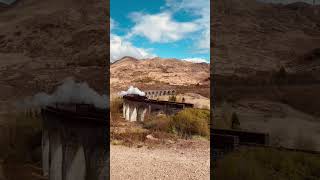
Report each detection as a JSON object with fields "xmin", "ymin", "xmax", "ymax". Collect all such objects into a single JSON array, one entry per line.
[{"xmin": 110, "ymin": 140, "xmax": 210, "ymax": 180}]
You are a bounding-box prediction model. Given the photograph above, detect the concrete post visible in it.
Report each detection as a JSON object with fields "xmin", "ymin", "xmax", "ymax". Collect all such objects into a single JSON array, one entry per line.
[
  {"xmin": 66, "ymin": 146, "xmax": 86, "ymax": 180},
  {"xmin": 125, "ymin": 104, "xmax": 130, "ymax": 121},
  {"xmin": 49, "ymin": 132, "xmax": 63, "ymax": 180},
  {"xmin": 42, "ymin": 130, "xmax": 50, "ymax": 176},
  {"xmin": 130, "ymin": 107, "xmax": 137, "ymax": 121}
]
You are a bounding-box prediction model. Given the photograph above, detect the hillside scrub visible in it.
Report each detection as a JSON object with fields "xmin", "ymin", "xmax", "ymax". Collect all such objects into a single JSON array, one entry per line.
[
  {"xmin": 214, "ymin": 147, "xmax": 320, "ymax": 180},
  {"xmin": 110, "ymin": 97, "xmax": 123, "ymax": 115},
  {"xmin": 1, "ymin": 111, "xmax": 42, "ymax": 163},
  {"xmin": 143, "ymin": 108, "xmax": 210, "ymax": 138},
  {"xmin": 171, "ymin": 108, "xmax": 210, "ymax": 137}
]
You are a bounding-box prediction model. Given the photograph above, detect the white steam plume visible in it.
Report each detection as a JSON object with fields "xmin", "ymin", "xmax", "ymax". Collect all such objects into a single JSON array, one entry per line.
[
  {"xmin": 119, "ymin": 86, "xmax": 145, "ymax": 96},
  {"xmin": 18, "ymin": 77, "xmax": 108, "ymax": 109}
]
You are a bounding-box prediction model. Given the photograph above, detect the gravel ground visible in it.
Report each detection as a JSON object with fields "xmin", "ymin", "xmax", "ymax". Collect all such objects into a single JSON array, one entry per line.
[{"xmin": 110, "ymin": 140, "xmax": 210, "ymax": 180}]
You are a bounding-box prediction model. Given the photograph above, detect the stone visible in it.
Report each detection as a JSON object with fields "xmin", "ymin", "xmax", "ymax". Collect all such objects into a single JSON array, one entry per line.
[{"xmin": 146, "ymin": 134, "xmax": 159, "ymax": 141}]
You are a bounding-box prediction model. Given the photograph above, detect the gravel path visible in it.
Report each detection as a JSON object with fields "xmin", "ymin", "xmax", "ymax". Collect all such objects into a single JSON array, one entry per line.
[{"xmin": 110, "ymin": 140, "xmax": 210, "ymax": 180}]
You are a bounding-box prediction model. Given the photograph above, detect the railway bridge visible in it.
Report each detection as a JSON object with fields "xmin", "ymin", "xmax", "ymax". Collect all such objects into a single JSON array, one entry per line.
[{"xmin": 41, "ymin": 103, "xmax": 108, "ymax": 180}]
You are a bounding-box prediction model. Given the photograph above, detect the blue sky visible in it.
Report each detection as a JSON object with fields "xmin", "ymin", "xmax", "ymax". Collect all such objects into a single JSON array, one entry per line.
[{"xmin": 110, "ymin": 0, "xmax": 210, "ymax": 63}]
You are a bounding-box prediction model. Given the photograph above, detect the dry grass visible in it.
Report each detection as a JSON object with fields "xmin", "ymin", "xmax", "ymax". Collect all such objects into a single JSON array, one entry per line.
[
  {"xmin": 214, "ymin": 147, "xmax": 320, "ymax": 180},
  {"xmin": 3, "ymin": 111, "xmax": 41, "ymax": 162},
  {"xmin": 143, "ymin": 108, "xmax": 210, "ymax": 138},
  {"xmin": 170, "ymin": 108, "xmax": 210, "ymax": 138},
  {"xmin": 0, "ymin": 110, "xmax": 43, "ymax": 179},
  {"xmin": 143, "ymin": 114, "xmax": 171, "ymax": 132}
]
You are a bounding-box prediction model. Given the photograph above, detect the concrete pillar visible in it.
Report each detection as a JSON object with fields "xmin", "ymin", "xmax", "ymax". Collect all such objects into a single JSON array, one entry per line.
[
  {"xmin": 141, "ymin": 108, "xmax": 147, "ymax": 122},
  {"xmin": 98, "ymin": 161, "xmax": 109, "ymax": 180},
  {"xmin": 130, "ymin": 107, "xmax": 137, "ymax": 122},
  {"xmin": 50, "ymin": 132, "xmax": 63, "ymax": 180},
  {"xmin": 42, "ymin": 130, "xmax": 50, "ymax": 176},
  {"xmin": 125, "ymin": 104, "xmax": 130, "ymax": 121},
  {"xmin": 66, "ymin": 146, "xmax": 86, "ymax": 180},
  {"xmin": 122, "ymin": 103, "xmax": 126, "ymax": 118},
  {"xmin": 84, "ymin": 147, "xmax": 106, "ymax": 180}
]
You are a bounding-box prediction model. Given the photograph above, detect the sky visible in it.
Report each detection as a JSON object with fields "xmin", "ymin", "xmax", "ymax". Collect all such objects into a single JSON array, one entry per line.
[{"xmin": 110, "ymin": 0, "xmax": 210, "ymax": 63}]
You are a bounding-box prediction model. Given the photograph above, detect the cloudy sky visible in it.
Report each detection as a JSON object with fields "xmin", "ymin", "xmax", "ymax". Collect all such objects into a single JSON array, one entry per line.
[{"xmin": 110, "ymin": 0, "xmax": 210, "ymax": 63}]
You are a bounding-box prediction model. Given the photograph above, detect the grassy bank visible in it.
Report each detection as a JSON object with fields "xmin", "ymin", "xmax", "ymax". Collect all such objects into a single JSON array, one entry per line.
[{"xmin": 214, "ymin": 147, "xmax": 320, "ymax": 180}]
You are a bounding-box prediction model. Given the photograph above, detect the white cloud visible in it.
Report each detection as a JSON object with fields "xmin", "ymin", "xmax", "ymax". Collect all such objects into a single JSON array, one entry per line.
[
  {"xmin": 128, "ymin": 12, "xmax": 199, "ymax": 43},
  {"xmin": 166, "ymin": 0, "xmax": 210, "ymax": 51},
  {"xmin": 110, "ymin": 18, "xmax": 115, "ymax": 30},
  {"xmin": 182, "ymin": 57, "xmax": 209, "ymax": 63},
  {"xmin": 110, "ymin": 34, "xmax": 155, "ymax": 62}
]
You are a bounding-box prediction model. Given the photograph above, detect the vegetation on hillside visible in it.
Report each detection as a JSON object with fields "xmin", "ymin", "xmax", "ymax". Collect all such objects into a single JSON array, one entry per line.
[
  {"xmin": 143, "ymin": 108, "xmax": 210, "ymax": 138},
  {"xmin": 214, "ymin": 147, "xmax": 320, "ymax": 180}
]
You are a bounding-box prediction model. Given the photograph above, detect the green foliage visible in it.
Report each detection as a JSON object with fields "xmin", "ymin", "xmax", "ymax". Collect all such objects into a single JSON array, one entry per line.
[
  {"xmin": 143, "ymin": 108, "xmax": 210, "ymax": 138},
  {"xmin": 214, "ymin": 147, "xmax": 320, "ymax": 180},
  {"xmin": 143, "ymin": 114, "xmax": 171, "ymax": 132},
  {"xmin": 168, "ymin": 95, "xmax": 177, "ymax": 102},
  {"xmin": 170, "ymin": 108, "xmax": 210, "ymax": 137}
]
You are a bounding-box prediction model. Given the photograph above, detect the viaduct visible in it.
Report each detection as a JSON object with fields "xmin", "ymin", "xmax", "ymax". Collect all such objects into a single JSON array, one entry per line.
[
  {"xmin": 41, "ymin": 103, "xmax": 108, "ymax": 180},
  {"xmin": 122, "ymin": 94, "xmax": 193, "ymax": 122},
  {"xmin": 144, "ymin": 89, "xmax": 176, "ymax": 99}
]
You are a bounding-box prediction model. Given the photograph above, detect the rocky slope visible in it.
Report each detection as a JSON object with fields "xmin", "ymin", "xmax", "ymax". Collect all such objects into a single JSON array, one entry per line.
[
  {"xmin": 110, "ymin": 56, "xmax": 210, "ymax": 93},
  {"xmin": 0, "ymin": 0, "xmax": 108, "ymax": 101},
  {"xmin": 212, "ymin": 0, "xmax": 320, "ymax": 76}
]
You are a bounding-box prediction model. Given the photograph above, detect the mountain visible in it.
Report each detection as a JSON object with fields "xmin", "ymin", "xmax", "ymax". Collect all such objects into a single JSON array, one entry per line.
[
  {"xmin": 0, "ymin": 0, "xmax": 107, "ymax": 101},
  {"xmin": 110, "ymin": 56, "xmax": 210, "ymax": 93},
  {"xmin": 212, "ymin": 0, "xmax": 320, "ymax": 76}
]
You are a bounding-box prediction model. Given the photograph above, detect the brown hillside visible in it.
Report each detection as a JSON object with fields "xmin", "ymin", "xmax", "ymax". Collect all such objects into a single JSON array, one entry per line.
[{"xmin": 110, "ymin": 56, "xmax": 210, "ymax": 93}]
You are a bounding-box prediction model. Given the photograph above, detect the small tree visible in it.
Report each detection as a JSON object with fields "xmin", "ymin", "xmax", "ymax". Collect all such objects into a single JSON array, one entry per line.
[
  {"xmin": 169, "ymin": 95, "xmax": 176, "ymax": 102},
  {"xmin": 231, "ymin": 112, "xmax": 240, "ymax": 129},
  {"xmin": 182, "ymin": 97, "xmax": 185, "ymax": 103}
]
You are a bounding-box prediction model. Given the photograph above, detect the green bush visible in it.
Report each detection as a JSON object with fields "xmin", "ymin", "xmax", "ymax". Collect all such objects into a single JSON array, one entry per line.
[
  {"xmin": 170, "ymin": 108, "xmax": 210, "ymax": 137},
  {"xmin": 143, "ymin": 114, "xmax": 171, "ymax": 132},
  {"xmin": 142, "ymin": 109, "xmax": 210, "ymax": 138},
  {"xmin": 168, "ymin": 95, "xmax": 177, "ymax": 102}
]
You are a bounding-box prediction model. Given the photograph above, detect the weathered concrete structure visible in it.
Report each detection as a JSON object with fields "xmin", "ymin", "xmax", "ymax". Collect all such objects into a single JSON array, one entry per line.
[
  {"xmin": 144, "ymin": 89, "xmax": 176, "ymax": 99},
  {"xmin": 122, "ymin": 94, "xmax": 193, "ymax": 122},
  {"xmin": 41, "ymin": 103, "xmax": 108, "ymax": 180}
]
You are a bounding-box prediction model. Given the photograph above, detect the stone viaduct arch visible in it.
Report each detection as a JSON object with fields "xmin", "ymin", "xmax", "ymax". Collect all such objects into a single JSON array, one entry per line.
[
  {"xmin": 122, "ymin": 95, "xmax": 193, "ymax": 122},
  {"xmin": 41, "ymin": 103, "xmax": 108, "ymax": 180},
  {"xmin": 144, "ymin": 89, "xmax": 176, "ymax": 99}
]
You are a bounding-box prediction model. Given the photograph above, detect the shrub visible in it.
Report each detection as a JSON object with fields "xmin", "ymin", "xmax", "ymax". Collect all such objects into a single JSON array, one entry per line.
[
  {"xmin": 168, "ymin": 95, "xmax": 177, "ymax": 102},
  {"xmin": 216, "ymin": 101, "xmax": 233, "ymax": 129},
  {"xmin": 214, "ymin": 147, "xmax": 320, "ymax": 180},
  {"xmin": 110, "ymin": 97, "xmax": 123, "ymax": 115},
  {"xmin": 170, "ymin": 108, "xmax": 210, "ymax": 137},
  {"xmin": 231, "ymin": 112, "xmax": 240, "ymax": 129},
  {"xmin": 1, "ymin": 111, "xmax": 42, "ymax": 162},
  {"xmin": 143, "ymin": 114, "xmax": 171, "ymax": 132},
  {"xmin": 272, "ymin": 66, "xmax": 288, "ymax": 85}
]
